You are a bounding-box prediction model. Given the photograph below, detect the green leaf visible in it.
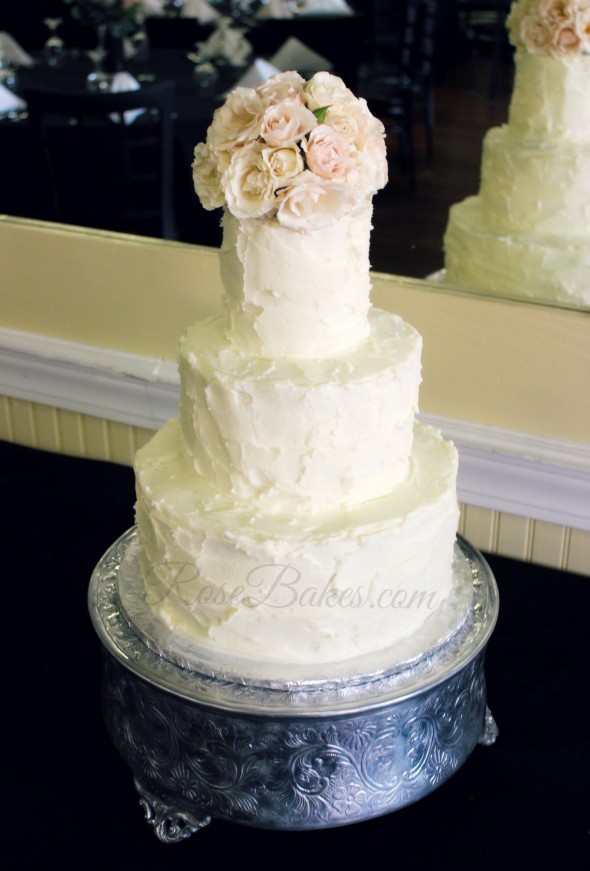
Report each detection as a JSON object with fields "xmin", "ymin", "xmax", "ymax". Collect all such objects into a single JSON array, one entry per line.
[{"xmin": 313, "ymin": 106, "xmax": 330, "ymax": 123}]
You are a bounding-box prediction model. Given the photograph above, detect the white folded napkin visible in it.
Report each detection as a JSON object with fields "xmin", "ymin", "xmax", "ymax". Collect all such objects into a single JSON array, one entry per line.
[
  {"xmin": 233, "ymin": 58, "xmax": 281, "ymax": 89},
  {"xmin": 109, "ymin": 72, "xmax": 145, "ymax": 125},
  {"xmin": 0, "ymin": 81, "xmax": 26, "ymax": 115},
  {"xmin": 182, "ymin": 0, "xmax": 221, "ymax": 23},
  {"xmin": 197, "ymin": 24, "xmax": 252, "ymax": 66},
  {"xmin": 298, "ymin": 0, "xmax": 354, "ymax": 15},
  {"xmin": 269, "ymin": 36, "xmax": 333, "ymax": 72},
  {"xmin": 256, "ymin": 0, "xmax": 294, "ymax": 19},
  {"xmin": 0, "ymin": 31, "xmax": 34, "ymax": 67},
  {"xmin": 139, "ymin": 0, "xmax": 166, "ymax": 15}
]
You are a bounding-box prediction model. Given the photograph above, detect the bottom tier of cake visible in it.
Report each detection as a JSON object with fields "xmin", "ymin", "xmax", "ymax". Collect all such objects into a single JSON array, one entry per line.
[
  {"xmin": 134, "ymin": 420, "xmax": 459, "ymax": 669},
  {"xmin": 444, "ymin": 195, "xmax": 590, "ymax": 308}
]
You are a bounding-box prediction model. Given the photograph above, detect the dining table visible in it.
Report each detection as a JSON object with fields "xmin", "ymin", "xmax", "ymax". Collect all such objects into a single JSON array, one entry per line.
[
  {"xmin": 0, "ymin": 45, "xmax": 237, "ymax": 245},
  {"xmin": 0, "ymin": 10, "xmax": 367, "ymax": 245}
]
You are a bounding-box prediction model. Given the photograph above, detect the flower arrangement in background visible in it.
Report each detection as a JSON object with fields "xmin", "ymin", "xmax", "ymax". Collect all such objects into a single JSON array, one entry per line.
[
  {"xmin": 192, "ymin": 71, "xmax": 388, "ymax": 231},
  {"xmin": 507, "ymin": 0, "xmax": 590, "ymax": 57},
  {"xmin": 63, "ymin": 0, "xmax": 143, "ymax": 36}
]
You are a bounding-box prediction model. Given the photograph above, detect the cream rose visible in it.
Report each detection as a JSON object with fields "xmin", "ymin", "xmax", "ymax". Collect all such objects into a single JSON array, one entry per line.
[
  {"xmin": 324, "ymin": 103, "xmax": 360, "ymax": 141},
  {"xmin": 304, "ymin": 72, "xmax": 355, "ymax": 111},
  {"xmin": 261, "ymin": 145, "xmax": 304, "ymax": 186},
  {"xmin": 257, "ymin": 71, "xmax": 305, "ymax": 105},
  {"xmin": 222, "ymin": 142, "xmax": 276, "ymax": 219},
  {"xmin": 304, "ymin": 124, "xmax": 355, "ymax": 181},
  {"xmin": 207, "ymin": 87, "xmax": 264, "ymax": 153},
  {"xmin": 520, "ymin": 15, "xmax": 554, "ymax": 52},
  {"xmin": 346, "ymin": 135, "xmax": 388, "ymax": 197},
  {"xmin": 260, "ymin": 98, "xmax": 317, "ymax": 146},
  {"xmin": 192, "ymin": 142, "xmax": 224, "ymax": 211},
  {"xmin": 275, "ymin": 171, "xmax": 354, "ymax": 230},
  {"xmin": 538, "ymin": 0, "xmax": 576, "ymax": 23}
]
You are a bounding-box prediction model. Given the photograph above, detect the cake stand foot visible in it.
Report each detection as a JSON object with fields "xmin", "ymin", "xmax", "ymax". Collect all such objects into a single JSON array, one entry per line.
[
  {"xmin": 479, "ymin": 706, "xmax": 499, "ymax": 746},
  {"xmin": 135, "ymin": 778, "xmax": 211, "ymax": 843}
]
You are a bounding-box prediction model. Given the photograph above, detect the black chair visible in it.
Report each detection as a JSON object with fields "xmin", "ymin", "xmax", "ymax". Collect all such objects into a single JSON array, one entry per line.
[
  {"xmin": 145, "ymin": 16, "xmax": 215, "ymax": 50},
  {"xmin": 457, "ymin": 0, "xmax": 513, "ymax": 99},
  {"xmin": 359, "ymin": 0, "xmax": 438, "ymax": 189},
  {"xmin": 24, "ymin": 80, "xmax": 177, "ymax": 239}
]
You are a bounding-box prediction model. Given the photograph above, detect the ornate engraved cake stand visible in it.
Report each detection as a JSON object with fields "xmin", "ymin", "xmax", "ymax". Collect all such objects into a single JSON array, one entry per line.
[{"xmin": 88, "ymin": 527, "xmax": 499, "ymax": 841}]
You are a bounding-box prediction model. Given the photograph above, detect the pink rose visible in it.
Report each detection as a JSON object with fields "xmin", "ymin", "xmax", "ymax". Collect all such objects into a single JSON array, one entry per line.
[
  {"xmin": 260, "ymin": 98, "xmax": 317, "ymax": 147},
  {"xmin": 304, "ymin": 124, "xmax": 355, "ymax": 181},
  {"xmin": 552, "ymin": 21, "xmax": 582, "ymax": 53}
]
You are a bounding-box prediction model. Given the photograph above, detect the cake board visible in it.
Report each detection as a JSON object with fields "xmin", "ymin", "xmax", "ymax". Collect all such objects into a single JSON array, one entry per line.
[{"xmin": 88, "ymin": 527, "xmax": 499, "ymax": 840}]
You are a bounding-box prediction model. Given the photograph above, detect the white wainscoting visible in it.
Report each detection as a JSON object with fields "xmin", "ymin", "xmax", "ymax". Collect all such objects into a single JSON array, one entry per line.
[{"xmin": 2, "ymin": 326, "xmax": 589, "ymax": 575}]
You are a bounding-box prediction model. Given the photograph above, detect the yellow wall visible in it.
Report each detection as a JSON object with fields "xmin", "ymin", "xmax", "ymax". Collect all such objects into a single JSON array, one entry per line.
[
  {"xmin": 1, "ymin": 217, "xmax": 589, "ymax": 575},
  {"xmin": 3, "ymin": 216, "xmax": 588, "ymax": 444}
]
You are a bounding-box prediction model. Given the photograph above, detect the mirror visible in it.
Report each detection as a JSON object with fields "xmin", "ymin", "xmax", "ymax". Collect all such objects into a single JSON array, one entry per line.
[{"xmin": 2, "ymin": 1, "xmax": 589, "ymax": 312}]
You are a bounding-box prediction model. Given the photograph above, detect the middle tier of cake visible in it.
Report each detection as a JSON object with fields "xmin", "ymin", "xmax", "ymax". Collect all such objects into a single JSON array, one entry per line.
[{"xmin": 179, "ymin": 307, "xmax": 423, "ymax": 513}]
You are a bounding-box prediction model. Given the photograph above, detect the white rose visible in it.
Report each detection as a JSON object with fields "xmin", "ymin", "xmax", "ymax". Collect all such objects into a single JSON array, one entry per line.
[
  {"xmin": 507, "ymin": 0, "xmax": 537, "ymax": 46},
  {"xmin": 577, "ymin": 8, "xmax": 590, "ymax": 50},
  {"xmin": 346, "ymin": 137, "xmax": 388, "ymax": 198},
  {"xmin": 260, "ymin": 98, "xmax": 317, "ymax": 146},
  {"xmin": 326, "ymin": 99, "xmax": 385, "ymax": 150},
  {"xmin": 304, "ymin": 72, "xmax": 355, "ymax": 111},
  {"xmin": 324, "ymin": 103, "xmax": 360, "ymax": 141},
  {"xmin": 304, "ymin": 124, "xmax": 355, "ymax": 181},
  {"xmin": 275, "ymin": 171, "xmax": 354, "ymax": 231},
  {"xmin": 192, "ymin": 142, "xmax": 225, "ymax": 210},
  {"xmin": 261, "ymin": 145, "xmax": 304, "ymax": 187},
  {"xmin": 207, "ymin": 86, "xmax": 264, "ymax": 153},
  {"xmin": 222, "ymin": 142, "xmax": 276, "ymax": 219},
  {"xmin": 257, "ymin": 71, "xmax": 305, "ymax": 105}
]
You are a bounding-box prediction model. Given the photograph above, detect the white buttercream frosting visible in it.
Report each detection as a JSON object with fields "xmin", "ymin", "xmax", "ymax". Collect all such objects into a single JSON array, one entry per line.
[
  {"xmin": 179, "ymin": 307, "xmax": 422, "ymax": 512},
  {"xmin": 220, "ymin": 205, "xmax": 373, "ymax": 358},
  {"xmin": 508, "ymin": 53, "xmax": 590, "ymax": 143},
  {"xmin": 135, "ymin": 419, "xmax": 459, "ymax": 665},
  {"xmin": 135, "ymin": 201, "xmax": 459, "ymax": 667},
  {"xmin": 444, "ymin": 50, "xmax": 590, "ymax": 306}
]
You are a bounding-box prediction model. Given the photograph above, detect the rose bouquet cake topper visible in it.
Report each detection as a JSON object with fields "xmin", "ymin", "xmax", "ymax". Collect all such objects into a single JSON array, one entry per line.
[
  {"xmin": 192, "ymin": 71, "xmax": 388, "ymax": 231},
  {"xmin": 508, "ymin": 0, "xmax": 590, "ymax": 56}
]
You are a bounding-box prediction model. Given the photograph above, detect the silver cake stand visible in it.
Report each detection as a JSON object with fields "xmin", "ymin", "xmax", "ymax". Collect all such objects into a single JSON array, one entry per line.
[{"xmin": 88, "ymin": 527, "xmax": 499, "ymax": 841}]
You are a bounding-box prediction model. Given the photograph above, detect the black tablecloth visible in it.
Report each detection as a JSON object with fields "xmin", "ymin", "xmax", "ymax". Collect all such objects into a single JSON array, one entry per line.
[
  {"xmin": 1, "ymin": 48, "xmax": 228, "ymax": 245},
  {"xmin": 2, "ymin": 438, "xmax": 589, "ymax": 869}
]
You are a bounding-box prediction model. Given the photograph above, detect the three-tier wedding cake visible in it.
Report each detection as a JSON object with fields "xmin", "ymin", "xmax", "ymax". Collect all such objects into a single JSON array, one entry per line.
[
  {"xmin": 444, "ymin": 0, "xmax": 590, "ymax": 308},
  {"xmin": 134, "ymin": 71, "xmax": 460, "ymax": 670}
]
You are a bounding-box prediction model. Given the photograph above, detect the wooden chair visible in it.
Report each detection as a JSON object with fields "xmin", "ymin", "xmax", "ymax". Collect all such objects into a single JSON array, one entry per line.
[{"xmin": 24, "ymin": 80, "xmax": 177, "ymax": 240}]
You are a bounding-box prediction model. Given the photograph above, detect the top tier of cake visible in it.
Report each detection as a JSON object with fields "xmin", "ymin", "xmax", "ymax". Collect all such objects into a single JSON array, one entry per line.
[
  {"xmin": 508, "ymin": 52, "xmax": 590, "ymax": 142},
  {"xmin": 220, "ymin": 205, "xmax": 372, "ymax": 359}
]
